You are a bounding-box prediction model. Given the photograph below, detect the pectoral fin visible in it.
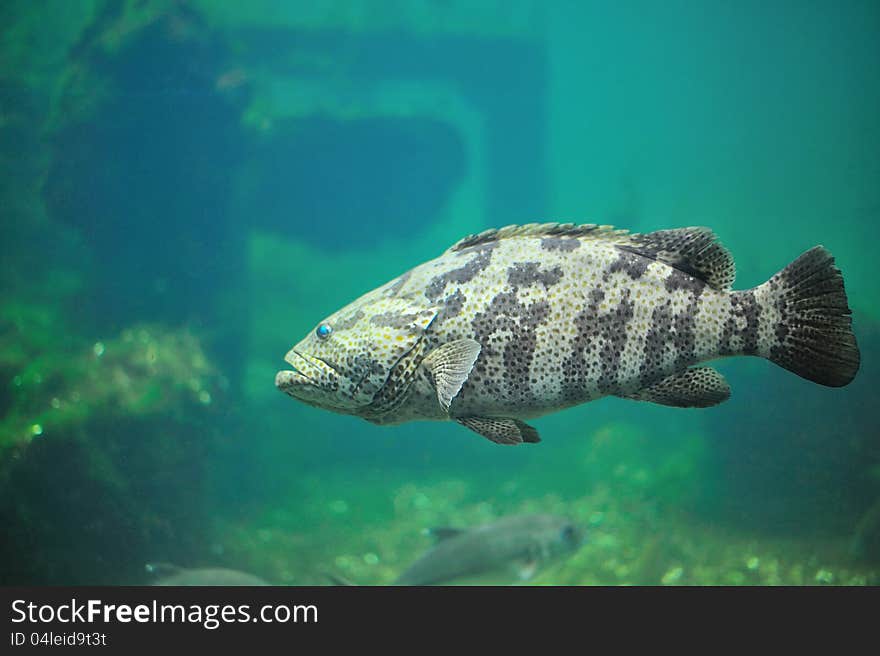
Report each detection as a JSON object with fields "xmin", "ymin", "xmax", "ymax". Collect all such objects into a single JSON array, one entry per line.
[
  {"xmin": 422, "ymin": 339, "xmax": 482, "ymax": 411},
  {"xmin": 515, "ymin": 543, "xmax": 542, "ymax": 580},
  {"xmin": 456, "ymin": 417, "xmax": 541, "ymax": 445},
  {"xmin": 516, "ymin": 559, "xmax": 539, "ymax": 581},
  {"xmin": 624, "ymin": 367, "xmax": 731, "ymax": 408}
]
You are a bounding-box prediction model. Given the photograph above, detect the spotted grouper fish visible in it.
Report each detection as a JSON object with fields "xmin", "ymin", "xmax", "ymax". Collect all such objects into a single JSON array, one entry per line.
[{"xmin": 276, "ymin": 223, "xmax": 860, "ymax": 444}]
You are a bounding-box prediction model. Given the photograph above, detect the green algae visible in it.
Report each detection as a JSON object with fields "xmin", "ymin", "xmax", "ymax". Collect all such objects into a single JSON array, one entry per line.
[{"xmin": 0, "ymin": 317, "xmax": 223, "ymax": 459}]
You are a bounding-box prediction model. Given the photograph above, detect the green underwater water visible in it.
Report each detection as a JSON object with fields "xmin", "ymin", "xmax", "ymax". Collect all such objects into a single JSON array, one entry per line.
[{"xmin": 1, "ymin": 0, "xmax": 879, "ymax": 586}]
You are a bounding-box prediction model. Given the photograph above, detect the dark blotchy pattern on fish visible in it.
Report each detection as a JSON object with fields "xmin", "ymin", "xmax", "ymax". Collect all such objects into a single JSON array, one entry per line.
[
  {"xmin": 425, "ymin": 243, "xmax": 497, "ymax": 301},
  {"xmin": 719, "ymin": 290, "xmax": 760, "ymax": 356},
  {"xmin": 504, "ymin": 294, "xmax": 548, "ymax": 404},
  {"xmin": 469, "ymin": 292, "xmax": 550, "ymax": 407},
  {"xmin": 606, "ymin": 249, "xmax": 649, "ymax": 280},
  {"xmin": 540, "ymin": 237, "xmax": 581, "ymax": 252},
  {"xmin": 436, "ymin": 289, "xmax": 466, "ymax": 325},
  {"xmin": 333, "ymin": 309, "xmax": 365, "ymax": 331},
  {"xmin": 507, "ymin": 262, "xmax": 564, "ymax": 288},
  {"xmin": 563, "ymin": 287, "xmax": 605, "ymax": 401},
  {"xmin": 370, "ymin": 311, "xmax": 424, "ymax": 329}
]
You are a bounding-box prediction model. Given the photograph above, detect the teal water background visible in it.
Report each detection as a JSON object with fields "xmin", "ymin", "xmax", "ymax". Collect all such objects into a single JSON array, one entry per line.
[{"xmin": 1, "ymin": 0, "xmax": 878, "ymax": 585}]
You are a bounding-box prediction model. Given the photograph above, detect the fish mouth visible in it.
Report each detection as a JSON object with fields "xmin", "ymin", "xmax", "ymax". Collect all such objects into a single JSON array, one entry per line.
[
  {"xmin": 274, "ymin": 368, "xmax": 310, "ymax": 392},
  {"xmin": 276, "ymin": 349, "xmax": 334, "ymax": 394}
]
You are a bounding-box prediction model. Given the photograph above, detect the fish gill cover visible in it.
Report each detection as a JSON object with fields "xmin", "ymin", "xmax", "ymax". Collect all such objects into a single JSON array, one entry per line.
[{"xmin": 0, "ymin": 0, "xmax": 878, "ymax": 586}]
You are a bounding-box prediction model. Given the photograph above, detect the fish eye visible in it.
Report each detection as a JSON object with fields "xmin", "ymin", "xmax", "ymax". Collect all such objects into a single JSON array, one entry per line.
[
  {"xmin": 561, "ymin": 525, "xmax": 577, "ymax": 542},
  {"xmin": 315, "ymin": 323, "xmax": 332, "ymax": 339}
]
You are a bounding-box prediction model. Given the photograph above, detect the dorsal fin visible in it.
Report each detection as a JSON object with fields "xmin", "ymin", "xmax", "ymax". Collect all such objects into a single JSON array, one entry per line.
[
  {"xmin": 619, "ymin": 227, "xmax": 735, "ymax": 290},
  {"xmin": 446, "ymin": 222, "xmax": 629, "ymax": 253},
  {"xmin": 446, "ymin": 222, "xmax": 735, "ymax": 290},
  {"xmin": 425, "ymin": 527, "xmax": 465, "ymax": 542}
]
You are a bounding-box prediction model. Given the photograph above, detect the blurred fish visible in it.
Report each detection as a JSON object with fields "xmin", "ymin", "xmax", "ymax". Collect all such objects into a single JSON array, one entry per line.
[
  {"xmin": 277, "ymin": 223, "xmax": 859, "ymax": 444},
  {"xmin": 331, "ymin": 514, "xmax": 583, "ymax": 586},
  {"xmin": 146, "ymin": 563, "xmax": 269, "ymax": 586},
  {"xmin": 214, "ymin": 66, "xmax": 249, "ymax": 92},
  {"xmin": 851, "ymin": 500, "xmax": 880, "ymax": 563}
]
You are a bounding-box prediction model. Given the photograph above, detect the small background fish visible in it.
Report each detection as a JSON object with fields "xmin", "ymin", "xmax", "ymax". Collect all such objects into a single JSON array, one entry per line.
[
  {"xmin": 145, "ymin": 563, "xmax": 269, "ymax": 586},
  {"xmin": 327, "ymin": 514, "xmax": 583, "ymax": 585}
]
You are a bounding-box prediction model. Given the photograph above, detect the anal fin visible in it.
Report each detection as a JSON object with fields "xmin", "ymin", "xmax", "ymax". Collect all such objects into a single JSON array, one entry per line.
[
  {"xmin": 457, "ymin": 417, "xmax": 541, "ymax": 445},
  {"xmin": 516, "ymin": 559, "xmax": 538, "ymax": 581},
  {"xmin": 624, "ymin": 367, "xmax": 731, "ymax": 408}
]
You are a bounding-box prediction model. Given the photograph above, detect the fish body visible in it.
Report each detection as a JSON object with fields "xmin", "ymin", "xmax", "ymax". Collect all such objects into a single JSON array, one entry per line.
[
  {"xmin": 277, "ymin": 223, "xmax": 859, "ymax": 444},
  {"xmin": 146, "ymin": 563, "xmax": 268, "ymax": 586},
  {"xmin": 396, "ymin": 514, "xmax": 581, "ymax": 585}
]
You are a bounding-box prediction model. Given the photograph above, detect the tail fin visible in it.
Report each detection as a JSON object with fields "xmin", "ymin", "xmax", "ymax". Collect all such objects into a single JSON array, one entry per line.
[{"xmin": 758, "ymin": 246, "xmax": 859, "ymax": 387}]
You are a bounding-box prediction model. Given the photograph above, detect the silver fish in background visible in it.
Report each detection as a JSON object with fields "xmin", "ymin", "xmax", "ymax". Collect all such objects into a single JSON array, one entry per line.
[
  {"xmin": 145, "ymin": 563, "xmax": 269, "ymax": 586},
  {"xmin": 276, "ymin": 223, "xmax": 860, "ymax": 444},
  {"xmin": 330, "ymin": 514, "xmax": 582, "ymax": 585},
  {"xmin": 396, "ymin": 514, "xmax": 582, "ymax": 585}
]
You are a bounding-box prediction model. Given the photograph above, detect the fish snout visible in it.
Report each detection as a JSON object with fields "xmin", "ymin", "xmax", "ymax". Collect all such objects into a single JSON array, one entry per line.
[
  {"xmin": 276, "ymin": 349, "xmax": 341, "ymax": 401},
  {"xmin": 275, "ymin": 369, "xmax": 296, "ymax": 389},
  {"xmin": 276, "ymin": 349, "xmax": 318, "ymax": 391}
]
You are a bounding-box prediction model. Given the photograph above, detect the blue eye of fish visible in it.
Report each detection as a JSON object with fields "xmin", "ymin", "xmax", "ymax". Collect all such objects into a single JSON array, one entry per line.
[{"xmin": 316, "ymin": 323, "xmax": 332, "ymax": 339}]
